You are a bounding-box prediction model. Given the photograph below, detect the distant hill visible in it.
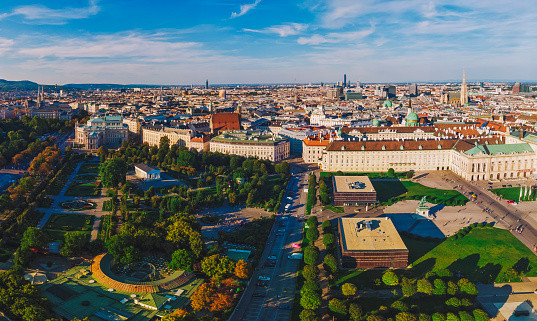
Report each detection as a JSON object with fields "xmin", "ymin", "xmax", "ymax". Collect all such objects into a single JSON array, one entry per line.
[
  {"xmin": 64, "ymin": 83, "xmax": 166, "ymax": 90},
  {"xmin": 0, "ymin": 79, "xmax": 39, "ymax": 91}
]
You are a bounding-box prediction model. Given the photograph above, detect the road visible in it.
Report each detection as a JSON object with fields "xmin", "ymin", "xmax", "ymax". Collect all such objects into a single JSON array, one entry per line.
[
  {"xmin": 230, "ymin": 167, "xmax": 309, "ymax": 321},
  {"xmin": 444, "ymin": 171, "xmax": 537, "ymax": 252},
  {"xmin": 55, "ymin": 130, "xmax": 74, "ymax": 152}
]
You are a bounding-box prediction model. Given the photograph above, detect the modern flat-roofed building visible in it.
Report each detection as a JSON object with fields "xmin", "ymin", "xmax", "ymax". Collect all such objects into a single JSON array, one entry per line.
[
  {"xmin": 332, "ymin": 176, "xmax": 377, "ymax": 206},
  {"xmin": 338, "ymin": 217, "xmax": 408, "ymax": 269},
  {"xmin": 135, "ymin": 164, "xmax": 161, "ymax": 181}
]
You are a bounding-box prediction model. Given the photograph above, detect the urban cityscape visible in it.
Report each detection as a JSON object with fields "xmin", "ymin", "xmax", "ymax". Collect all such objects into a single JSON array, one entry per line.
[{"xmin": 1, "ymin": 1, "xmax": 537, "ymax": 321}]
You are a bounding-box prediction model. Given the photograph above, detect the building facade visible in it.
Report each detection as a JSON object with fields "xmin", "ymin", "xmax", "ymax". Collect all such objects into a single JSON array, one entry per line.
[
  {"xmin": 209, "ymin": 131, "xmax": 290, "ymax": 162},
  {"xmin": 75, "ymin": 115, "xmax": 129, "ymax": 149},
  {"xmin": 141, "ymin": 126, "xmax": 193, "ymax": 147}
]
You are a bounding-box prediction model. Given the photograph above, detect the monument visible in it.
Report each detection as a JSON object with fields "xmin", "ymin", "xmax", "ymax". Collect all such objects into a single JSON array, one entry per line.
[{"xmin": 416, "ymin": 196, "xmax": 432, "ymax": 218}]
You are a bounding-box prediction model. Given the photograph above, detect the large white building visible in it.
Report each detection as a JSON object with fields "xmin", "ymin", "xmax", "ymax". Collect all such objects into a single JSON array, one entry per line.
[
  {"xmin": 210, "ymin": 131, "xmax": 290, "ymax": 162},
  {"xmin": 75, "ymin": 115, "xmax": 129, "ymax": 149},
  {"xmin": 141, "ymin": 126, "xmax": 193, "ymax": 147}
]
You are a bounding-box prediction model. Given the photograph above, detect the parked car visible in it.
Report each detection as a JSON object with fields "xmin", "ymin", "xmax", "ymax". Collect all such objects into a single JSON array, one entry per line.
[
  {"xmin": 291, "ymin": 243, "xmax": 302, "ymax": 248},
  {"xmin": 288, "ymin": 253, "xmax": 304, "ymax": 260}
]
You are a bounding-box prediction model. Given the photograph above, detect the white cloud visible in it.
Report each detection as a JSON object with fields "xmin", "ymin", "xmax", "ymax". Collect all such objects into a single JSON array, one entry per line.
[
  {"xmin": 297, "ymin": 27, "xmax": 374, "ymax": 45},
  {"xmin": 231, "ymin": 0, "xmax": 261, "ymax": 19},
  {"xmin": 0, "ymin": 37, "xmax": 14, "ymax": 55},
  {"xmin": 0, "ymin": 0, "xmax": 100, "ymax": 25},
  {"xmin": 244, "ymin": 23, "xmax": 308, "ymax": 37}
]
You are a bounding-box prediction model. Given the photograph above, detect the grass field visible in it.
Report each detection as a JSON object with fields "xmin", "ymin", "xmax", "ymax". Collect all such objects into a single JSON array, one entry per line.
[
  {"xmin": 412, "ymin": 227, "xmax": 537, "ymax": 283},
  {"xmin": 371, "ymin": 180, "xmax": 467, "ymax": 205},
  {"xmin": 44, "ymin": 213, "xmax": 94, "ymax": 241},
  {"xmin": 77, "ymin": 162, "xmax": 100, "ymax": 175},
  {"xmin": 65, "ymin": 182, "xmax": 100, "ymax": 197},
  {"xmin": 74, "ymin": 173, "xmax": 98, "ymax": 182},
  {"xmin": 492, "ymin": 187, "xmax": 536, "ymax": 202}
]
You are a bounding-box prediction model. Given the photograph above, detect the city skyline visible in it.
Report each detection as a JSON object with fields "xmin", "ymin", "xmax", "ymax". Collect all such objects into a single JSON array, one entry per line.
[{"xmin": 0, "ymin": 0, "xmax": 536, "ymax": 84}]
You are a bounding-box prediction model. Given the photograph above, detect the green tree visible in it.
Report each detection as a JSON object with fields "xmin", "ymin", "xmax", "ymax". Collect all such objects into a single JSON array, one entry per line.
[
  {"xmin": 329, "ymin": 298, "xmax": 348, "ymax": 315},
  {"xmin": 457, "ymin": 279, "xmax": 478, "ymax": 295},
  {"xmin": 304, "ymin": 245, "xmax": 319, "ymax": 265},
  {"xmin": 367, "ymin": 315, "xmax": 386, "ymax": 321},
  {"xmin": 391, "ymin": 301, "xmax": 409, "ymax": 312},
  {"xmin": 349, "ymin": 303, "xmax": 363, "ymax": 321},
  {"xmin": 322, "ymin": 233, "xmax": 335, "ymax": 248},
  {"xmin": 419, "ymin": 314, "xmax": 432, "ymax": 321},
  {"xmin": 301, "ymin": 281, "xmax": 321, "ymax": 296},
  {"xmin": 458, "ymin": 311, "xmax": 474, "ymax": 321},
  {"xmin": 168, "ymin": 249, "xmax": 194, "ymax": 271},
  {"xmin": 303, "ymin": 264, "xmax": 319, "ymax": 281},
  {"xmin": 417, "ymin": 278, "xmax": 434, "ymax": 295},
  {"xmin": 447, "ymin": 281, "xmax": 458, "ymax": 295},
  {"xmin": 432, "ymin": 313, "xmax": 446, "ymax": 321},
  {"xmin": 387, "ymin": 168, "xmax": 396, "ymax": 178},
  {"xmin": 472, "ymin": 309, "xmax": 488, "ymax": 321},
  {"xmin": 300, "ymin": 291, "xmax": 321, "ymax": 310},
  {"xmin": 382, "ymin": 270, "xmax": 399, "ymax": 286},
  {"xmin": 396, "ymin": 312, "xmax": 417, "ymax": 321},
  {"xmin": 342, "ymin": 282, "xmax": 357, "ymax": 297},
  {"xmin": 446, "ymin": 313, "xmax": 460, "ymax": 321},
  {"xmin": 300, "ymin": 309, "xmax": 319, "ymax": 321},
  {"xmin": 321, "ymin": 220, "xmax": 332, "ymax": 232},
  {"xmin": 324, "ymin": 253, "xmax": 338, "ymax": 274},
  {"xmin": 201, "ymin": 254, "xmax": 221, "ymax": 278},
  {"xmin": 20, "ymin": 227, "xmax": 47, "ymax": 249},
  {"xmin": 100, "ymin": 157, "xmax": 128, "ymax": 188},
  {"xmin": 402, "ymin": 277, "xmax": 417, "ymax": 297},
  {"xmin": 433, "ymin": 279, "xmax": 446, "ymax": 295},
  {"xmin": 445, "ymin": 297, "xmax": 461, "ymax": 307},
  {"xmin": 306, "ymin": 227, "xmax": 319, "ymax": 242},
  {"xmin": 60, "ymin": 231, "xmax": 88, "ymax": 256}
]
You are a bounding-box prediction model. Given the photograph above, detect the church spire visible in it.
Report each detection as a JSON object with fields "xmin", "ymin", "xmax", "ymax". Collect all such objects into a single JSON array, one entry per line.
[{"xmin": 460, "ymin": 68, "xmax": 468, "ymax": 106}]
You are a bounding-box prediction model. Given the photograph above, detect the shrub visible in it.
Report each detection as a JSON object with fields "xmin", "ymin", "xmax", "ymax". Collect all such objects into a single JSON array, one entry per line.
[
  {"xmin": 303, "ymin": 264, "xmax": 319, "ymax": 281},
  {"xmin": 396, "ymin": 312, "xmax": 417, "ymax": 321},
  {"xmin": 304, "ymin": 245, "xmax": 319, "ymax": 265},
  {"xmin": 329, "ymin": 298, "xmax": 348, "ymax": 315},
  {"xmin": 382, "ymin": 270, "xmax": 399, "ymax": 286},
  {"xmin": 300, "ymin": 291, "xmax": 321, "ymax": 310},
  {"xmin": 342, "ymin": 282, "xmax": 357, "ymax": 297},
  {"xmin": 300, "ymin": 309, "xmax": 319, "ymax": 321},
  {"xmin": 391, "ymin": 301, "xmax": 409, "ymax": 312},
  {"xmin": 349, "ymin": 303, "xmax": 363, "ymax": 321},
  {"xmin": 324, "ymin": 253, "xmax": 338, "ymax": 273}
]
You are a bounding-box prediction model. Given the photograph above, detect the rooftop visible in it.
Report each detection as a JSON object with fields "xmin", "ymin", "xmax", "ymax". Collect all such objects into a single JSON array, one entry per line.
[
  {"xmin": 332, "ymin": 176, "xmax": 375, "ymax": 194},
  {"xmin": 339, "ymin": 217, "xmax": 407, "ymax": 252}
]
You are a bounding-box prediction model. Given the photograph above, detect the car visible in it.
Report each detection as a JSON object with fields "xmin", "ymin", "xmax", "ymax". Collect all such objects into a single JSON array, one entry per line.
[
  {"xmin": 256, "ymin": 276, "xmax": 271, "ymax": 287},
  {"xmin": 507, "ymin": 200, "xmax": 515, "ymax": 204},
  {"xmin": 286, "ymin": 196, "xmax": 293, "ymax": 201},
  {"xmin": 279, "ymin": 304, "xmax": 292, "ymax": 310},
  {"xmin": 291, "ymin": 243, "xmax": 302, "ymax": 248},
  {"xmin": 252, "ymin": 292, "xmax": 266, "ymax": 297},
  {"xmin": 288, "ymin": 253, "xmax": 304, "ymax": 260},
  {"xmin": 268, "ymin": 255, "xmax": 277, "ymax": 260}
]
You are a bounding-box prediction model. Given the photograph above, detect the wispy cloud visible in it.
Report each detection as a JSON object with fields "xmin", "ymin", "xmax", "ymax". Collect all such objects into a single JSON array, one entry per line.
[
  {"xmin": 297, "ymin": 27, "xmax": 375, "ymax": 45},
  {"xmin": 0, "ymin": 37, "xmax": 14, "ymax": 55},
  {"xmin": 244, "ymin": 23, "xmax": 308, "ymax": 37},
  {"xmin": 0, "ymin": 0, "xmax": 100, "ymax": 25},
  {"xmin": 231, "ymin": 0, "xmax": 261, "ymax": 19}
]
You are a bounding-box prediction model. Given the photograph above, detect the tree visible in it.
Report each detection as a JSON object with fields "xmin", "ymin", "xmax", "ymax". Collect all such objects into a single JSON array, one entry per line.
[
  {"xmin": 210, "ymin": 292, "xmax": 234, "ymax": 312},
  {"xmin": 396, "ymin": 312, "xmax": 417, "ymax": 321},
  {"xmin": 349, "ymin": 303, "xmax": 363, "ymax": 321},
  {"xmin": 217, "ymin": 256, "xmax": 236, "ymax": 278},
  {"xmin": 300, "ymin": 291, "xmax": 321, "ymax": 310},
  {"xmin": 275, "ymin": 162, "xmax": 290, "ymax": 177},
  {"xmin": 445, "ymin": 297, "xmax": 461, "ymax": 307},
  {"xmin": 321, "ymin": 220, "xmax": 332, "ymax": 232},
  {"xmin": 190, "ymin": 283, "xmax": 215, "ymax": 311},
  {"xmin": 342, "ymin": 282, "xmax": 357, "ymax": 297},
  {"xmin": 447, "ymin": 281, "xmax": 458, "ymax": 295},
  {"xmin": 300, "ymin": 309, "xmax": 319, "ymax": 321},
  {"xmin": 168, "ymin": 249, "xmax": 194, "ymax": 271},
  {"xmin": 304, "ymin": 245, "xmax": 319, "ymax": 265},
  {"xmin": 446, "ymin": 313, "xmax": 460, "ymax": 321},
  {"xmin": 235, "ymin": 260, "xmax": 251, "ymax": 279},
  {"xmin": 60, "ymin": 231, "xmax": 88, "ymax": 256},
  {"xmin": 457, "ymin": 279, "xmax": 478, "ymax": 295},
  {"xmin": 382, "ymin": 270, "xmax": 399, "ymax": 286},
  {"xmin": 329, "ymin": 298, "xmax": 348, "ymax": 315},
  {"xmin": 20, "ymin": 227, "xmax": 47, "ymax": 250},
  {"xmin": 458, "ymin": 311, "xmax": 474, "ymax": 321},
  {"xmin": 417, "ymin": 279, "xmax": 434, "ymax": 295},
  {"xmin": 306, "ymin": 215, "xmax": 318, "ymax": 229},
  {"xmin": 367, "ymin": 315, "xmax": 386, "ymax": 321},
  {"xmin": 97, "ymin": 146, "xmax": 108, "ymax": 162},
  {"xmin": 324, "ymin": 253, "xmax": 338, "ymax": 273},
  {"xmin": 419, "ymin": 314, "xmax": 432, "ymax": 321},
  {"xmin": 401, "ymin": 277, "xmax": 417, "ymax": 297},
  {"xmin": 301, "ymin": 281, "xmax": 320, "ymax": 295},
  {"xmin": 322, "ymin": 233, "xmax": 335, "ymax": 248},
  {"xmin": 387, "ymin": 168, "xmax": 396, "ymax": 178},
  {"xmin": 391, "ymin": 301, "xmax": 409, "ymax": 312},
  {"xmin": 473, "ymin": 309, "xmax": 489, "ymax": 321},
  {"xmin": 433, "ymin": 278, "xmax": 446, "ymax": 295},
  {"xmin": 189, "ymin": 231, "xmax": 204, "ymax": 258},
  {"xmin": 100, "ymin": 157, "xmax": 127, "ymax": 188},
  {"xmin": 306, "ymin": 227, "xmax": 319, "ymax": 243},
  {"xmin": 201, "ymin": 254, "xmax": 221, "ymax": 278},
  {"xmin": 432, "ymin": 313, "xmax": 446, "ymax": 321},
  {"xmin": 303, "ymin": 264, "xmax": 319, "ymax": 281}
]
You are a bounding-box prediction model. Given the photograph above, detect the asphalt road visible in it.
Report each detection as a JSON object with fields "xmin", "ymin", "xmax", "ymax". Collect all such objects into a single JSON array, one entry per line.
[
  {"xmin": 230, "ymin": 169, "xmax": 308, "ymax": 321},
  {"xmin": 444, "ymin": 171, "xmax": 537, "ymax": 252}
]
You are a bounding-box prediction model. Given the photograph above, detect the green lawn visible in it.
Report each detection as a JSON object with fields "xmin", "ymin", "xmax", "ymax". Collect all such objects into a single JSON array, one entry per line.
[
  {"xmin": 65, "ymin": 182, "xmax": 100, "ymax": 197},
  {"xmin": 323, "ymin": 204, "xmax": 344, "ymax": 213},
  {"xmin": 492, "ymin": 187, "xmax": 536, "ymax": 202},
  {"xmin": 77, "ymin": 162, "xmax": 100, "ymax": 175},
  {"xmin": 371, "ymin": 180, "xmax": 467, "ymax": 206},
  {"xmin": 44, "ymin": 213, "xmax": 94, "ymax": 242},
  {"xmin": 412, "ymin": 227, "xmax": 537, "ymax": 283},
  {"xmin": 74, "ymin": 173, "xmax": 98, "ymax": 182}
]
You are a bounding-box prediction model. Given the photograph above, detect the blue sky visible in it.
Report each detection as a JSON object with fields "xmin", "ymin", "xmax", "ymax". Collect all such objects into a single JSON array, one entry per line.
[{"xmin": 0, "ymin": 0, "xmax": 535, "ymax": 84}]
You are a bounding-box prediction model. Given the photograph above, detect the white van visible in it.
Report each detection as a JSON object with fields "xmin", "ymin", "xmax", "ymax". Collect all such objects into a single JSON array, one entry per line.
[{"xmin": 288, "ymin": 253, "xmax": 303, "ymax": 260}]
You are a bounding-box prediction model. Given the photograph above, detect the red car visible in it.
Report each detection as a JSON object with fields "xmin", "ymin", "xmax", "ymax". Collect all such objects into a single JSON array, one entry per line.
[{"xmin": 507, "ymin": 200, "xmax": 515, "ymax": 204}]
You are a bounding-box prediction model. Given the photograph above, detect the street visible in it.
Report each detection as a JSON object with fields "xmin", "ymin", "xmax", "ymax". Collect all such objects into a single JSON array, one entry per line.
[{"xmin": 230, "ymin": 167, "xmax": 308, "ymax": 321}]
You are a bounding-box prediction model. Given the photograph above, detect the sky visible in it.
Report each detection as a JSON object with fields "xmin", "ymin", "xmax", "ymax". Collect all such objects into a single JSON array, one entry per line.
[{"xmin": 0, "ymin": 0, "xmax": 536, "ymax": 85}]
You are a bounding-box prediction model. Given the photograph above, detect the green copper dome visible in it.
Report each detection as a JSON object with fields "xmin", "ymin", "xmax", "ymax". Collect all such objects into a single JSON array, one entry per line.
[
  {"xmin": 372, "ymin": 119, "xmax": 380, "ymax": 126},
  {"xmin": 407, "ymin": 112, "xmax": 419, "ymax": 121},
  {"xmin": 382, "ymin": 99, "xmax": 393, "ymax": 108}
]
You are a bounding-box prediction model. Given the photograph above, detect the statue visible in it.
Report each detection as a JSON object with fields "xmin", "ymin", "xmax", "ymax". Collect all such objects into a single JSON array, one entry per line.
[{"xmin": 416, "ymin": 196, "xmax": 432, "ymax": 218}]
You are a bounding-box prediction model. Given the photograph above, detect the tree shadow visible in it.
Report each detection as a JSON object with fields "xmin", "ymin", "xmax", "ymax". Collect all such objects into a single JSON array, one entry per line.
[
  {"xmin": 412, "ymin": 258, "xmax": 437, "ymax": 277},
  {"xmin": 447, "ymin": 253, "xmax": 480, "ymax": 279},
  {"xmin": 474, "ymin": 262, "xmax": 502, "ymax": 284},
  {"xmin": 513, "ymin": 257, "xmax": 531, "ymax": 274}
]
